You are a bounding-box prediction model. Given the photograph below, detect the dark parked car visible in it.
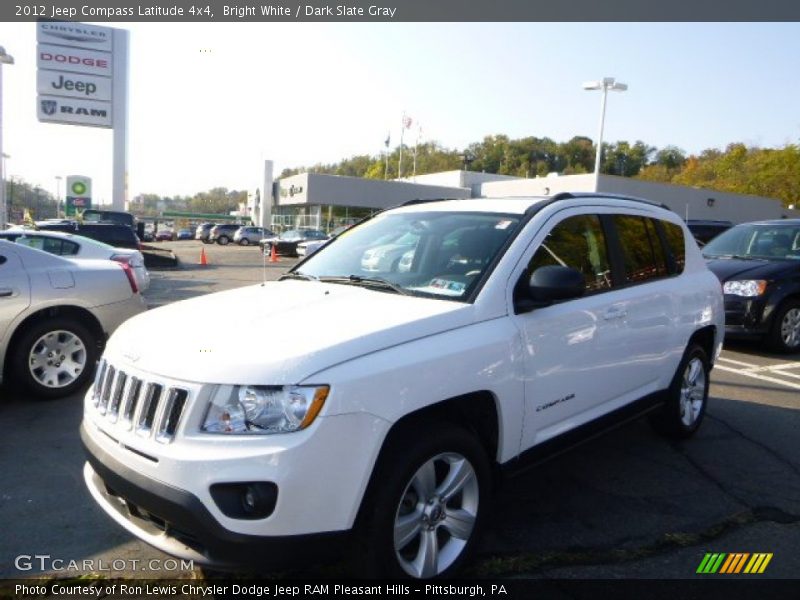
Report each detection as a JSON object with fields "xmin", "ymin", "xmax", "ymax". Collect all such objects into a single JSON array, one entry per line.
[
  {"xmin": 195, "ymin": 223, "xmax": 215, "ymax": 244},
  {"xmin": 36, "ymin": 222, "xmax": 141, "ymax": 250},
  {"xmin": 259, "ymin": 228, "xmax": 328, "ymax": 257},
  {"xmin": 209, "ymin": 223, "xmax": 242, "ymax": 245},
  {"xmin": 687, "ymin": 219, "xmax": 733, "ymax": 245},
  {"xmin": 155, "ymin": 230, "xmax": 175, "ymax": 242},
  {"xmin": 703, "ymin": 219, "xmax": 800, "ymax": 352}
]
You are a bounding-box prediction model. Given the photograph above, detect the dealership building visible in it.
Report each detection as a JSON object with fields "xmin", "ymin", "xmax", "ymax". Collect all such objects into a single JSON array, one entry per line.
[{"xmin": 248, "ymin": 162, "xmax": 799, "ymax": 231}]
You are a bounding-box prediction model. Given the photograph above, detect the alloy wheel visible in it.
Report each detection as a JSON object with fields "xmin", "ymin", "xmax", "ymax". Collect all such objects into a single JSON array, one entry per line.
[
  {"xmin": 679, "ymin": 356, "xmax": 706, "ymax": 427},
  {"xmin": 779, "ymin": 307, "xmax": 800, "ymax": 349},
  {"xmin": 393, "ymin": 452, "xmax": 479, "ymax": 578},
  {"xmin": 28, "ymin": 330, "xmax": 87, "ymax": 389}
]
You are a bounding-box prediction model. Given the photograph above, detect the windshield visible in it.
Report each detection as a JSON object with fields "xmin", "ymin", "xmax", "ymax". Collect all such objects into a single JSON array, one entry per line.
[
  {"xmin": 702, "ymin": 224, "xmax": 800, "ymax": 260},
  {"xmin": 295, "ymin": 211, "xmax": 521, "ymax": 301}
]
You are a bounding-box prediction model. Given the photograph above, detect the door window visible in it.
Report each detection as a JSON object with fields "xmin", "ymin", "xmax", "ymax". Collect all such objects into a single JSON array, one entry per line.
[
  {"xmin": 528, "ymin": 214, "xmax": 612, "ymax": 293},
  {"xmin": 613, "ymin": 215, "xmax": 668, "ymax": 284}
]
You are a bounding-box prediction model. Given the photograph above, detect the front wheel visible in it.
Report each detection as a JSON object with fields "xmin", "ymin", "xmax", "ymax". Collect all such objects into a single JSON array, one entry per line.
[
  {"xmin": 11, "ymin": 318, "xmax": 99, "ymax": 399},
  {"xmin": 650, "ymin": 344, "xmax": 710, "ymax": 438},
  {"xmin": 767, "ymin": 300, "xmax": 800, "ymax": 353},
  {"xmin": 217, "ymin": 236, "xmax": 230, "ymax": 246},
  {"xmin": 238, "ymin": 238, "xmax": 250, "ymax": 246},
  {"xmin": 355, "ymin": 422, "xmax": 491, "ymax": 578}
]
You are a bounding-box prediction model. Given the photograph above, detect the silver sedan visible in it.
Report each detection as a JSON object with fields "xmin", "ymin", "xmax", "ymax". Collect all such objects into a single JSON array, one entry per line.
[{"xmin": 0, "ymin": 241, "xmax": 147, "ymax": 399}]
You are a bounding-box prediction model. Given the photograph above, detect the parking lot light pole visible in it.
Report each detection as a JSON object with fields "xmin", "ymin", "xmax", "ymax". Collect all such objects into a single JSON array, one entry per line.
[
  {"xmin": 583, "ymin": 77, "xmax": 627, "ymax": 192},
  {"xmin": 0, "ymin": 47, "xmax": 13, "ymax": 229},
  {"xmin": 55, "ymin": 175, "xmax": 63, "ymax": 218}
]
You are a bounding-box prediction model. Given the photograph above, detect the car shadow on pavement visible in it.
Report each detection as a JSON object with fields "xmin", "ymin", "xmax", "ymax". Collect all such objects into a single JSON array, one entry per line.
[{"xmin": 1, "ymin": 385, "xmax": 797, "ymax": 579}]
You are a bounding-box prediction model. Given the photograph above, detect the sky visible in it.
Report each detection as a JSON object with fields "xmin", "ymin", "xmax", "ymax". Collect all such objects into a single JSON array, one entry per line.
[{"xmin": 1, "ymin": 21, "xmax": 800, "ymax": 204}]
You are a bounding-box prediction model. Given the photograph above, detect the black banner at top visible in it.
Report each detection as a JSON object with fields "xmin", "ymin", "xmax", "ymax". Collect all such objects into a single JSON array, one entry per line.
[{"xmin": 4, "ymin": 0, "xmax": 800, "ymax": 22}]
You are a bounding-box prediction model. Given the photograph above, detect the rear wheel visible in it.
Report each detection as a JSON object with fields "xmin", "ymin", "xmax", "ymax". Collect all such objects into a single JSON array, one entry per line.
[
  {"xmin": 650, "ymin": 344, "xmax": 709, "ymax": 438},
  {"xmin": 217, "ymin": 236, "xmax": 230, "ymax": 246},
  {"xmin": 355, "ymin": 422, "xmax": 490, "ymax": 578},
  {"xmin": 239, "ymin": 238, "xmax": 250, "ymax": 246},
  {"xmin": 767, "ymin": 300, "xmax": 800, "ymax": 353},
  {"xmin": 12, "ymin": 318, "xmax": 99, "ymax": 399}
]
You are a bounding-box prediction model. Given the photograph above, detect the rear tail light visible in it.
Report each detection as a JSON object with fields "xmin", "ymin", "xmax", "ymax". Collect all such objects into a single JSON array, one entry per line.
[
  {"xmin": 117, "ymin": 261, "xmax": 139, "ymax": 294},
  {"xmin": 111, "ymin": 254, "xmax": 131, "ymax": 264}
]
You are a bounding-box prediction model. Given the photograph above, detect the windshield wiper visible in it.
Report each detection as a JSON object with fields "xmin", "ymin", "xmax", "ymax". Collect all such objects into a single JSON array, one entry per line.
[
  {"xmin": 279, "ymin": 271, "xmax": 319, "ymax": 281},
  {"xmin": 704, "ymin": 254, "xmax": 762, "ymax": 261},
  {"xmin": 319, "ymin": 275, "xmax": 410, "ymax": 295}
]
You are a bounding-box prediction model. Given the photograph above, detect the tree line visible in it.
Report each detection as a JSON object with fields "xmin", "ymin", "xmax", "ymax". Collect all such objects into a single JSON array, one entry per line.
[
  {"xmin": 7, "ymin": 136, "xmax": 799, "ymax": 222},
  {"xmin": 282, "ymin": 136, "xmax": 800, "ymax": 207}
]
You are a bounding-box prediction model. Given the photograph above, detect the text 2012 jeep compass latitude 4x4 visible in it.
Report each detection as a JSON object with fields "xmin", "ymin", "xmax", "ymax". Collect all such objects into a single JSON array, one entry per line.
[{"xmin": 81, "ymin": 194, "xmax": 724, "ymax": 578}]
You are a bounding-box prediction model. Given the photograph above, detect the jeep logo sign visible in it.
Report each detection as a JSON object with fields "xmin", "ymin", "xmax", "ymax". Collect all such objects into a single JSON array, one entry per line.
[{"xmin": 37, "ymin": 71, "xmax": 111, "ymax": 102}]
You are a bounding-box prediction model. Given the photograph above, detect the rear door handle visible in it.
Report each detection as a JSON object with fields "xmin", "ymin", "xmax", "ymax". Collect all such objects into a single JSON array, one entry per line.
[
  {"xmin": 0, "ymin": 288, "xmax": 17, "ymax": 298},
  {"xmin": 603, "ymin": 306, "xmax": 627, "ymax": 320}
]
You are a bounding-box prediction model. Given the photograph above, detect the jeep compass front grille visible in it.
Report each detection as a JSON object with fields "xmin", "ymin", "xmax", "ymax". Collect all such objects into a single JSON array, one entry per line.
[{"xmin": 92, "ymin": 360, "xmax": 189, "ymax": 443}]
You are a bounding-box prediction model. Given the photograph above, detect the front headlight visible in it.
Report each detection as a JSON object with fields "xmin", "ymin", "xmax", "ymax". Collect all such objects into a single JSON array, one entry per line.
[
  {"xmin": 202, "ymin": 385, "xmax": 329, "ymax": 434},
  {"xmin": 723, "ymin": 280, "xmax": 767, "ymax": 297}
]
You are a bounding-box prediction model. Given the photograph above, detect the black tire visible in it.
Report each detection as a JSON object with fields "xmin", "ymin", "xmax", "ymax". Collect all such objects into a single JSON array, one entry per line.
[
  {"xmin": 353, "ymin": 422, "xmax": 491, "ymax": 579},
  {"xmin": 650, "ymin": 344, "xmax": 710, "ymax": 439},
  {"xmin": 11, "ymin": 317, "xmax": 99, "ymax": 400},
  {"xmin": 239, "ymin": 238, "xmax": 250, "ymax": 246},
  {"xmin": 766, "ymin": 300, "xmax": 800, "ymax": 354},
  {"xmin": 217, "ymin": 236, "xmax": 230, "ymax": 246},
  {"xmin": 202, "ymin": 239, "xmax": 212, "ymax": 244}
]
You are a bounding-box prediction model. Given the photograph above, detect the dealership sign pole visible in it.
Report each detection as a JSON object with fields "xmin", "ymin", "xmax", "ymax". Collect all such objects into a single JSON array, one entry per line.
[{"xmin": 36, "ymin": 22, "xmax": 128, "ymax": 211}]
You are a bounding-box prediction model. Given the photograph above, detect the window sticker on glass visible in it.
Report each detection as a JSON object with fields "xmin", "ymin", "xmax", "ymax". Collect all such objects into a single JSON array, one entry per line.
[{"xmin": 495, "ymin": 220, "xmax": 513, "ymax": 230}]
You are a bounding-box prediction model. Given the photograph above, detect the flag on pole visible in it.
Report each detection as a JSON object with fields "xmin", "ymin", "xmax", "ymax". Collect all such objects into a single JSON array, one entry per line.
[
  {"xmin": 23, "ymin": 208, "xmax": 35, "ymax": 227},
  {"xmin": 403, "ymin": 115, "xmax": 413, "ymax": 129},
  {"xmin": 384, "ymin": 132, "xmax": 391, "ymax": 148}
]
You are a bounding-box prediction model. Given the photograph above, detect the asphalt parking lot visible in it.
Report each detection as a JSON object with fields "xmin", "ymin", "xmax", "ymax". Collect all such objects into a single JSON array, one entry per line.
[{"xmin": 1, "ymin": 240, "xmax": 798, "ymax": 580}]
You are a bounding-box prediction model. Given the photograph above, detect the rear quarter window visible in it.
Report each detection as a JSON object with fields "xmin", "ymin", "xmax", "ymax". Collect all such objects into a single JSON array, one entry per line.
[{"xmin": 660, "ymin": 221, "xmax": 686, "ymax": 275}]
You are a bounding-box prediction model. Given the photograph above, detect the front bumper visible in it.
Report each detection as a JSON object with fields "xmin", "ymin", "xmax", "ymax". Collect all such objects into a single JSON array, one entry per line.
[
  {"xmin": 81, "ymin": 424, "xmax": 349, "ymax": 569},
  {"xmin": 723, "ymin": 294, "xmax": 772, "ymax": 338}
]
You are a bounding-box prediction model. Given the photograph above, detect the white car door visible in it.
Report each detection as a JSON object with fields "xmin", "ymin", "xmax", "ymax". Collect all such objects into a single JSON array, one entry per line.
[
  {"xmin": 0, "ymin": 244, "xmax": 32, "ymax": 346},
  {"xmin": 511, "ymin": 210, "xmax": 637, "ymax": 451}
]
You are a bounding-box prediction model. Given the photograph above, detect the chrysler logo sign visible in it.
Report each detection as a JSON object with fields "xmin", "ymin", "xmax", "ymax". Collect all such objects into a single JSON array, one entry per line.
[{"xmin": 37, "ymin": 22, "xmax": 113, "ymax": 52}]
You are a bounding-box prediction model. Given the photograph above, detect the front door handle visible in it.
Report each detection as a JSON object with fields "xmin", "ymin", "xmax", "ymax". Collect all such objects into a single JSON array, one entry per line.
[{"xmin": 0, "ymin": 288, "xmax": 14, "ymax": 298}]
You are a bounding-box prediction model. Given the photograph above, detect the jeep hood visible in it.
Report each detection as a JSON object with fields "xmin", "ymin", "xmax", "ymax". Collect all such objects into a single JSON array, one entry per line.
[{"xmin": 105, "ymin": 280, "xmax": 474, "ymax": 384}]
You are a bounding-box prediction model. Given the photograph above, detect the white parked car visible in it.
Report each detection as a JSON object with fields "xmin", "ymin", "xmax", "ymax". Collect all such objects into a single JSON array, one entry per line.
[
  {"xmin": 0, "ymin": 240, "xmax": 146, "ymax": 399},
  {"xmin": 81, "ymin": 194, "xmax": 724, "ymax": 578},
  {"xmin": 296, "ymin": 225, "xmax": 351, "ymax": 258},
  {"xmin": 0, "ymin": 229, "xmax": 150, "ymax": 292}
]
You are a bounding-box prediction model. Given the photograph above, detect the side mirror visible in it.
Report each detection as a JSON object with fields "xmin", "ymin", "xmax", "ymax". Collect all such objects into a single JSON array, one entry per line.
[
  {"xmin": 514, "ymin": 265, "xmax": 585, "ymax": 313},
  {"xmin": 530, "ymin": 265, "xmax": 585, "ymax": 303}
]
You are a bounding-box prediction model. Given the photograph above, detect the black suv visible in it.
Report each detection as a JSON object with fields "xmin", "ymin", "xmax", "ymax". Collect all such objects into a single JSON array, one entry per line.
[
  {"xmin": 209, "ymin": 223, "xmax": 242, "ymax": 245},
  {"xmin": 36, "ymin": 222, "xmax": 141, "ymax": 250},
  {"xmin": 703, "ymin": 219, "xmax": 800, "ymax": 352},
  {"xmin": 687, "ymin": 220, "xmax": 733, "ymax": 245}
]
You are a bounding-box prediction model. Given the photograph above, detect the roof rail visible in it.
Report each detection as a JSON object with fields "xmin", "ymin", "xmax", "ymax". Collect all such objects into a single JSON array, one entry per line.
[
  {"xmin": 536, "ymin": 191, "xmax": 670, "ymax": 211},
  {"xmin": 400, "ymin": 197, "xmax": 457, "ymax": 207}
]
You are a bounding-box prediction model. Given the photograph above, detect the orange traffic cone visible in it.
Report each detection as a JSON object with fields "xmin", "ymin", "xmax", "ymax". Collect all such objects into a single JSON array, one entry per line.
[
  {"xmin": 269, "ymin": 244, "xmax": 278, "ymax": 263},
  {"xmin": 199, "ymin": 247, "xmax": 208, "ymax": 266}
]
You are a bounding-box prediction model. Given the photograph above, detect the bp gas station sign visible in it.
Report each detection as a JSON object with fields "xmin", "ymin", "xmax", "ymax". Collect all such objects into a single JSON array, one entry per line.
[{"xmin": 66, "ymin": 175, "xmax": 92, "ymax": 216}]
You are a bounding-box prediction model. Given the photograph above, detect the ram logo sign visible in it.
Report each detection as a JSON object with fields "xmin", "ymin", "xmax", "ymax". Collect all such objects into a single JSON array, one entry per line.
[{"xmin": 37, "ymin": 96, "xmax": 111, "ymax": 128}]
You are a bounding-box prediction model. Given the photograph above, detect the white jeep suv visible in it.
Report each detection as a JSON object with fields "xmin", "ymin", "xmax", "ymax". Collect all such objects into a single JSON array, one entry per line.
[{"xmin": 81, "ymin": 194, "xmax": 724, "ymax": 578}]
